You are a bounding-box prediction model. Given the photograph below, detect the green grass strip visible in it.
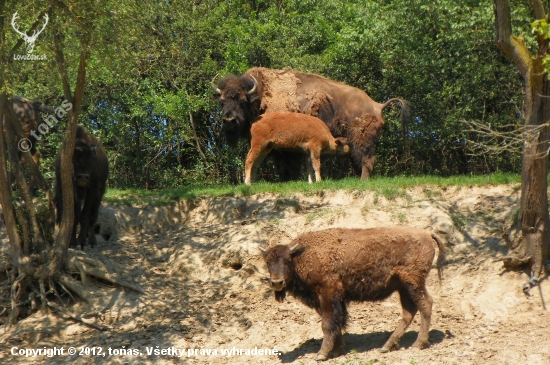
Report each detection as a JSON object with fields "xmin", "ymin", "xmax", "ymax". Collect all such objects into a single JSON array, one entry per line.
[{"xmin": 103, "ymin": 172, "xmax": 520, "ymax": 206}]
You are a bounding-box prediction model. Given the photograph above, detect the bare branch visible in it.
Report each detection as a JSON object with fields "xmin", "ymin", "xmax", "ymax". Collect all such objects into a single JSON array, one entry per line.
[{"xmin": 463, "ymin": 120, "xmax": 550, "ymax": 158}]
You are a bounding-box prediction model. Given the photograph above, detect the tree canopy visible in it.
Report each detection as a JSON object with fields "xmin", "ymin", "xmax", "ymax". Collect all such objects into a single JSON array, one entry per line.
[{"xmin": 5, "ymin": 0, "xmax": 534, "ymax": 189}]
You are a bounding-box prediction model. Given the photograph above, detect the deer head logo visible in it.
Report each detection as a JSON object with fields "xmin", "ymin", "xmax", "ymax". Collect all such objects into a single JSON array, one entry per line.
[{"xmin": 11, "ymin": 12, "xmax": 48, "ymax": 54}]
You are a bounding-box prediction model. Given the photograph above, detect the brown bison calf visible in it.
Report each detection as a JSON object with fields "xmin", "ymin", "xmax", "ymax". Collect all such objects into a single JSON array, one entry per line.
[
  {"xmin": 244, "ymin": 112, "xmax": 349, "ymax": 185},
  {"xmin": 260, "ymin": 227, "xmax": 445, "ymax": 361}
]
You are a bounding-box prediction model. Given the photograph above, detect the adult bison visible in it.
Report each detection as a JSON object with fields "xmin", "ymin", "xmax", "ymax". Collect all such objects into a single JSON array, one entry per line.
[
  {"xmin": 260, "ymin": 227, "xmax": 445, "ymax": 361},
  {"xmin": 212, "ymin": 67, "xmax": 410, "ymax": 179},
  {"xmin": 54, "ymin": 126, "xmax": 109, "ymax": 250}
]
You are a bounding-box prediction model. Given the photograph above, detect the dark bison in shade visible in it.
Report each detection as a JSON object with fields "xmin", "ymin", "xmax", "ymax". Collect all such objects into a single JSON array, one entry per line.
[
  {"xmin": 260, "ymin": 227, "xmax": 445, "ymax": 361},
  {"xmin": 54, "ymin": 126, "xmax": 109, "ymax": 249},
  {"xmin": 212, "ymin": 67, "xmax": 410, "ymax": 179},
  {"xmin": 3, "ymin": 97, "xmax": 57, "ymax": 192}
]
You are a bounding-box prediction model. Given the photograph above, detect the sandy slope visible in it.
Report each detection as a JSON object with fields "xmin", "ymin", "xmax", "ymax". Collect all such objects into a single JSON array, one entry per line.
[{"xmin": 1, "ymin": 184, "xmax": 549, "ymax": 365}]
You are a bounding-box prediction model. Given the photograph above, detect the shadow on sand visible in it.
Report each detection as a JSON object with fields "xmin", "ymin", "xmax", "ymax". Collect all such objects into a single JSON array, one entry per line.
[{"xmin": 279, "ymin": 329, "xmax": 446, "ymax": 363}]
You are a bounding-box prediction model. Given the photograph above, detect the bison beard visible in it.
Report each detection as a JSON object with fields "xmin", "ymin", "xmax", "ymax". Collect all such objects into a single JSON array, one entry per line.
[
  {"xmin": 54, "ymin": 126, "xmax": 109, "ymax": 250},
  {"xmin": 213, "ymin": 67, "xmax": 410, "ymax": 180},
  {"xmin": 260, "ymin": 227, "xmax": 445, "ymax": 361}
]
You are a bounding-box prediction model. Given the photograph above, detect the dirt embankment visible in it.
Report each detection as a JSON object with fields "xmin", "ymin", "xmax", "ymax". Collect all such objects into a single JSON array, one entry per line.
[{"xmin": 1, "ymin": 185, "xmax": 549, "ymax": 365}]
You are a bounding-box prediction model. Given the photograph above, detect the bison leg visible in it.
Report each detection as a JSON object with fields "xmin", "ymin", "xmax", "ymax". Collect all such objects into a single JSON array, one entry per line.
[
  {"xmin": 77, "ymin": 199, "xmax": 93, "ymax": 250},
  {"xmin": 315, "ymin": 294, "xmax": 346, "ymax": 361},
  {"xmin": 309, "ymin": 148, "xmax": 322, "ymax": 183},
  {"xmin": 70, "ymin": 198, "xmax": 82, "ymax": 248},
  {"xmin": 87, "ymin": 226, "xmax": 97, "ymax": 248},
  {"xmin": 87, "ymin": 201, "xmax": 101, "ymax": 248},
  {"xmin": 244, "ymin": 143, "xmax": 272, "ymax": 185},
  {"xmin": 306, "ymin": 155, "xmax": 314, "ymax": 183},
  {"xmin": 360, "ymin": 153, "xmax": 375, "ymax": 180},
  {"xmin": 380, "ymin": 288, "xmax": 418, "ymax": 353},
  {"xmin": 410, "ymin": 285, "xmax": 433, "ymax": 349},
  {"xmin": 70, "ymin": 215, "xmax": 79, "ymax": 248}
]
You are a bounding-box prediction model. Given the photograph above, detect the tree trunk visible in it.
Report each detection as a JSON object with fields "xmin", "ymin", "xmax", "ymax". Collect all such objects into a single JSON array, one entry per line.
[
  {"xmin": 495, "ymin": 0, "xmax": 550, "ymax": 278},
  {"xmin": 50, "ymin": 9, "xmax": 92, "ymax": 272}
]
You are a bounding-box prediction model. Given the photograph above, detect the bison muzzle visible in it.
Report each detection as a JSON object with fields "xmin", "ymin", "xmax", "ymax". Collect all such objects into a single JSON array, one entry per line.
[{"xmin": 260, "ymin": 227, "xmax": 445, "ymax": 361}]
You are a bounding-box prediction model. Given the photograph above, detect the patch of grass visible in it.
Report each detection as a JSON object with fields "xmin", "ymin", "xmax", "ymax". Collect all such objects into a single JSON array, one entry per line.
[
  {"xmin": 269, "ymin": 217, "xmax": 280, "ymax": 226},
  {"xmin": 475, "ymin": 210, "xmax": 494, "ymax": 224},
  {"xmin": 104, "ymin": 173, "xmax": 521, "ymax": 206},
  {"xmin": 306, "ymin": 208, "xmax": 343, "ymax": 223},
  {"xmin": 449, "ymin": 204, "xmax": 467, "ymax": 229},
  {"xmin": 423, "ymin": 188, "xmax": 442, "ymax": 199},
  {"xmin": 510, "ymin": 206, "xmax": 520, "ymax": 224},
  {"xmin": 395, "ymin": 211, "xmax": 408, "ymax": 224},
  {"xmin": 274, "ymin": 197, "xmax": 300, "ymax": 212},
  {"xmin": 374, "ymin": 186, "xmax": 410, "ymax": 202}
]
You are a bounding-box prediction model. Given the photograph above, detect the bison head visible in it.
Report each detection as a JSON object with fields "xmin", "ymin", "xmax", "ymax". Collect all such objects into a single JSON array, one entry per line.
[
  {"xmin": 334, "ymin": 137, "xmax": 350, "ymax": 154},
  {"xmin": 212, "ymin": 73, "xmax": 260, "ymax": 147},
  {"xmin": 260, "ymin": 243, "xmax": 301, "ymax": 302},
  {"xmin": 73, "ymin": 135, "xmax": 101, "ymax": 188}
]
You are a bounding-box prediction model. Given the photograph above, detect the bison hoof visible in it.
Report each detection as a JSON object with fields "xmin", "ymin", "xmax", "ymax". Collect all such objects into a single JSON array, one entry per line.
[
  {"xmin": 380, "ymin": 340, "xmax": 400, "ymax": 353},
  {"xmin": 411, "ymin": 340, "xmax": 429, "ymax": 349},
  {"xmin": 314, "ymin": 354, "xmax": 328, "ymax": 361}
]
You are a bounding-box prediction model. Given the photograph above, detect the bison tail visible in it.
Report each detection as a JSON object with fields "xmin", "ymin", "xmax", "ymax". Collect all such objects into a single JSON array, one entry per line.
[
  {"xmin": 382, "ymin": 98, "xmax": 411, "ymax": 137},
  {"xmin": 431, "ymin": 233, "xmax": 446, "ymax": 283}
]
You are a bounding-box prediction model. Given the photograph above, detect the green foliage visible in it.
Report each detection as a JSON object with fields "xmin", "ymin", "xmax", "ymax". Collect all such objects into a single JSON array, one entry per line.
[
  {"xmin": 8, "ymin": 0, "xmax": 530, "ymax": 190},
  {"xmin": 533, "ymin": 18, "xmax": 550, "ymax": 73}
]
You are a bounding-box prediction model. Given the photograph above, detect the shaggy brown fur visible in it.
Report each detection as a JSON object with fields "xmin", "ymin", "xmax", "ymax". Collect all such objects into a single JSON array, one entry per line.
[
  {"xmin": 260, "ymin": 227, "xmax": 445, "ymax": 361},
  {"xmin": 213, "ymin": 67, "xmax": 410, "ymax": 179},
  {"xmin": 54, "ymin": 126, "xmax": 109, "ymax": 250},
  {"xmin": 244, "ymin": 112, "xmax": 349, "ymax": 185}
]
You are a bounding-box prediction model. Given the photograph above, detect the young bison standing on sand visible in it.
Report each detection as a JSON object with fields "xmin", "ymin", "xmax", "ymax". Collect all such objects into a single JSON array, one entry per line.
[
  {"xmin": 260, "ymin": 227, "xmax": 445, "ymax": 361},
  {"xmin": 244, "ymin": 112, "xmax": 349, "ymax": 185}
]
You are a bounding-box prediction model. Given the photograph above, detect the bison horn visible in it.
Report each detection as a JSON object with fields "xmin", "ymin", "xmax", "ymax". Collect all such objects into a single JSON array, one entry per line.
[
  {"xmin": 211, "ymin": 74, "xmax": 221, "ymax": 94},
  {"xmin": 289, "ymin": 243, "xmax": 299, "ymax": 253},
  {"xmin": 258, "ymin": 246, "xmax": 267, "ymax": 253},
  {"xmin": 247, "ymin": 75, "xmax": 258, "ymax": 95}
]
